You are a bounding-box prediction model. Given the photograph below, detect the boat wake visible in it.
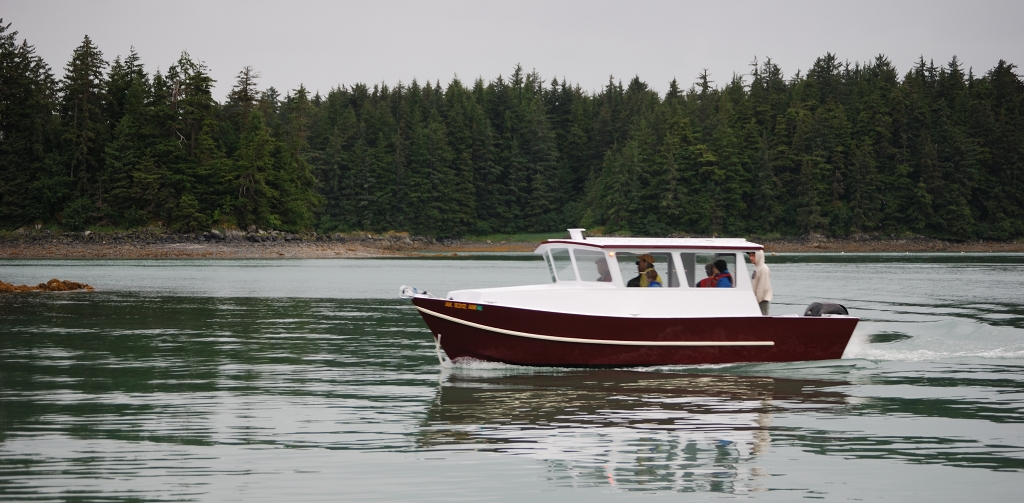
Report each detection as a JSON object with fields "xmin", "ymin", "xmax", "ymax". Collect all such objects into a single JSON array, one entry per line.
[
  {"xmin": 437, "ymin": 356, "xmax": 872, "ymax": 379},
  {"xmin": 843, "ymin": 320, "xmax": 1024, "ymax": 362}
]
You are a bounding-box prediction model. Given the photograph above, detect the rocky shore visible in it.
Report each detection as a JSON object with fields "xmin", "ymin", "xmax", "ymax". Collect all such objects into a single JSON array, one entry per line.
[
  {"xmin": 0, "ymin": 229, "xmax": 439, "ymax": 259},
  {"xmin": 1, "ymin": 229, "xmax": 1022, "ymax": 259},
  {"xmin": 754, "ymin": 233, "xmax": 1024, "ymax": 253}
]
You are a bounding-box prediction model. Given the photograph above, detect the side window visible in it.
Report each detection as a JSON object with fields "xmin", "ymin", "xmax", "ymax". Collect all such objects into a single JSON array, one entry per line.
[
  {"xmin": 550, "ymin": 248, "xmax": 576, "ymax": 281},
  {"xmin": 574, "ymin": 249, "xmax": 612, "ymax": 283},
  {"xmin": 615, "ymin": 251, "xmax": 678, "ymax": 287},
  {"xmin": 693, "ymin": 253, "xmax": 737, "ymax": 288}
]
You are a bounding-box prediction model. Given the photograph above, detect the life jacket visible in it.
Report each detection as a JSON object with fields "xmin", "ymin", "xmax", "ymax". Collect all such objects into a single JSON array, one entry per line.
[
  {"xmin": 639, "ymin": 268, "xmax": 662, "ymax": 287},
  {"xmin": 697, "ymin": 272, "xmax": 732, "ymax": 288}
]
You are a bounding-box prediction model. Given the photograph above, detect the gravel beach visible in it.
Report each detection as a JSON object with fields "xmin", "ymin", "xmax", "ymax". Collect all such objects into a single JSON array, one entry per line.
[{"xmin": 2, "ymin": 230, "xmax": 1022, "ymax": 259}]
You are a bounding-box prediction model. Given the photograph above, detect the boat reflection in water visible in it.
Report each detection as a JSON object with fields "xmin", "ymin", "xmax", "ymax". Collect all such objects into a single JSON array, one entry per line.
[{"xmin": 417, "ymin": 369, "xmax": 849, "ymax": 492}]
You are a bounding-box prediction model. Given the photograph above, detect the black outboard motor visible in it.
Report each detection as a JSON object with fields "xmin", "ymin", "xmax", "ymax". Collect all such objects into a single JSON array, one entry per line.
[{"xmin": 804, "ymin": 302, "xmax": 849, "ymax": 316}]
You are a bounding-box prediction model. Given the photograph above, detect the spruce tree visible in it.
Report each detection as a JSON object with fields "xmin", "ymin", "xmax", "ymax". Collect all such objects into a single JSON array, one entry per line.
[
  {"xmin": 102, "ymin": 74, "xmax": 151, "ymax": 227},
  {"xmin": 231, "ymin": 109, "xmax": 277, "ymax": 229},
  {"xmin": 467, "ymin": 79, "xmax": 501, "ymax": 234},
  {"xmin": 406, "ymin": 111, "xmax": 456, "ymax": 236},
  {"xmin": 59, "ymin": 35, "xmax": 108, "ymax": 225},
  {"xmin": 220, "ymin": 66, "xmax": 261, "ymax": 158},
  {"xmin": 163, "ymin": 52, "xmax": 224, "ymax": 228},
  {"xmin": 0, "ymin": 20, "xmax": 60, "ymax": 228},
  {"xmin": 441, "ymin": 79, "xmax": 478, "ymax": 236},
  {"xmin": 978, "ymin": 61, "xmax": 1024, "ymax": 238},
  {"xmin": 273, "ymin": 85, "xmax": 323, "ymax": 231},
  {"xmin": 106, "ymin": 48, "xmax": 145, "ymax": 127},
  {"xmin": 523, "ymin": 96, "xmax": 562, "ymax": 232},
  {"xmin": 846, "ymin": 140, "xmax": 882, "ymax": 232},
  {"xmin": 319, "ymin": 104, "xmax": 359, "ymax": 231}
]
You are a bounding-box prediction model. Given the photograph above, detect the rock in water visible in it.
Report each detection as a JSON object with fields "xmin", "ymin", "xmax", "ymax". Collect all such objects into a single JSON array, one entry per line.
[{"xmin": 0, "ymin": 279, "xmax": 94, "ymax": 292}]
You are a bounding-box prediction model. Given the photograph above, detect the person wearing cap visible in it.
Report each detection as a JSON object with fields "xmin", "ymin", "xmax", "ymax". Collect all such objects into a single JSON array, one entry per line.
[
  {"xmin": 712, "ymin": 259, "xmax": 733, "ymax": 288},
  {"xmin": 627, "ymin": 253, "xmax": 662, "ymax": 287}
]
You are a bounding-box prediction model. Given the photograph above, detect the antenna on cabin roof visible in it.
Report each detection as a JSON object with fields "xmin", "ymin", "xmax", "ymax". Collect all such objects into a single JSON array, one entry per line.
[{"xmin": 567, "ymin": 228, "xmax": 585, "ymax": 241}]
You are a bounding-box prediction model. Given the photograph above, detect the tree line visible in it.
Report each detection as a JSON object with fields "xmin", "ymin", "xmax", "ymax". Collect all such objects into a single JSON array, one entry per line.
[{"xmin": 2, "ymin": 20, "xmax": 1022, "ymax": 239}]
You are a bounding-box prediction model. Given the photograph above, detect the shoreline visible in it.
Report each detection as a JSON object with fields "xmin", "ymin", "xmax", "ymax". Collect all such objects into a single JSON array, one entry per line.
[
  {"xmin": 755, "ymin": 235, "xmax": 1024, "ymax": 253},
  {"xmin": 2, "ymin": 231, "xmax": 1023, "ymax": 259}
]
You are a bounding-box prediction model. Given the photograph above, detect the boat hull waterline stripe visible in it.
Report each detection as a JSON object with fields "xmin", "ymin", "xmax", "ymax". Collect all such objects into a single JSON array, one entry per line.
[{"xmin": 415, "ymin": 306, "xmax": 775, "ymax": 347}]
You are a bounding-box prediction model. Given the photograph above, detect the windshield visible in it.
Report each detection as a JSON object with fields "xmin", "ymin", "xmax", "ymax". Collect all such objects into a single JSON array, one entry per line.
[
  {"xmin": 550, "ymin": 248, "xmax": 576, "ymax": 281},
  {"xmin": 573, "ymin": 249, "xmax": 611, "ymax": 283}
]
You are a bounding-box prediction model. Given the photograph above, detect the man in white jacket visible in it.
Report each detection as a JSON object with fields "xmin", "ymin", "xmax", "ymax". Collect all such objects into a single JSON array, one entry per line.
[{"xmin": 748, "ymin": 250, "xmax": 773, "ymax": 315}]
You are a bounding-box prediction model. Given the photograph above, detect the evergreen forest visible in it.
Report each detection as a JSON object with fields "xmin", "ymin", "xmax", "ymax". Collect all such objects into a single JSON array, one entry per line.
[{"xmin": 2, "ymin": 20, "xmax": 1023, "ymax": 240}]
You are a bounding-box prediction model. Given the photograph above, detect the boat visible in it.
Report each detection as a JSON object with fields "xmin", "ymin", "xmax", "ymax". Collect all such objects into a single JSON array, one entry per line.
[{"xmin": 400, "ymin": 229, "xmax": 858, "ymax": 367}]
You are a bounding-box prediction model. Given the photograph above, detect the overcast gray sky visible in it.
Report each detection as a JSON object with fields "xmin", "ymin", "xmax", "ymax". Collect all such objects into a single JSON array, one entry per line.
[{"xmin": 4, "ymin": 0, "xmax": 1022, "ymax": 100}]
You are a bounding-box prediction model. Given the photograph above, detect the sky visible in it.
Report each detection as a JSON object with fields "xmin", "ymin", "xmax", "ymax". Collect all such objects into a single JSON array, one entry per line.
[{"xmin": 3, "ymin": 0, "xmax": 1023, "ymax": 101}]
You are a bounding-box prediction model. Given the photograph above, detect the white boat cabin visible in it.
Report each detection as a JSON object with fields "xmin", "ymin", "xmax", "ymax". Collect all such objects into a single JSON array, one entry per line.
[{"xmin": 446, "ymin": 229, "xmax": 766, "ymax": 318}]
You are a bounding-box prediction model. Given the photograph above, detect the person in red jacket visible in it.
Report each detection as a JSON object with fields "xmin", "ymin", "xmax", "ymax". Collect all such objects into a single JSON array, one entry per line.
[{"xmin": 696, "ymin": 262, "xmax": 716, "ymax": 287}]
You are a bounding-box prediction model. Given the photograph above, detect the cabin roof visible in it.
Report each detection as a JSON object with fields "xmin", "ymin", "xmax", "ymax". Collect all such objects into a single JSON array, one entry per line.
[{"xmin": 538, "ymin": 237, "xmax": 763, "ymax": 251}]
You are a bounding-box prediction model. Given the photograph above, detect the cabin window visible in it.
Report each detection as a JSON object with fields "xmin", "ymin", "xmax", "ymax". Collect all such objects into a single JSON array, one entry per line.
[
  {"xmin": 543, "ymin": 251, "xmax": 557, "ymax": 283},
  {"xmin": 614, "ymin": 251, "xmax": 679, "ymax": 287},
  {"xmin": 574, "ymin": 249, "xmax": 612, "ymax": 283},
  {"xmin": 688, "ymin": 252, "xmax": 737, "ymax": 288},
  {"xmin": 550, "ymin": 248, "xmax": 577, "ymax": 281}
]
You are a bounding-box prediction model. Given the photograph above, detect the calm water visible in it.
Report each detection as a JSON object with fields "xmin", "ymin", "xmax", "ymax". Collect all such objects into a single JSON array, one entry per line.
[{"xmin": 2, "ymin": 254, "xmax": 1024, "ymax": 501}]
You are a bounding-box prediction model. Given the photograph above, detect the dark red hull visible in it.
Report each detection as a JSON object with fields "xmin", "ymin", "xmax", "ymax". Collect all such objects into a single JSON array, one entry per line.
[{"xmin": 412, "ymin": 297, "xmax": 858, "ymax": 366}]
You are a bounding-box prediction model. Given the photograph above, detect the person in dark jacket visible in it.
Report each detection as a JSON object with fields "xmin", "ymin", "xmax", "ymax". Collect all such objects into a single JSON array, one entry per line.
[{"xmin": 713, "ymin": 259, "xmax": 733, "ymax": 288}]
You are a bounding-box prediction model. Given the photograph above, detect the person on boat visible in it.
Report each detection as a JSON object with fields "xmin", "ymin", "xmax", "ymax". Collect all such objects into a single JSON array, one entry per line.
[
  {"xmin": 748, "ymin": 250, "xmax": 773, "ymax": 315},
  {"xmin": 696, "ymin": 263, "xmax": 716, "ymax": 287},
  {"xmin": 595, "ymin": 258, "xmax": 612, "ymax": 282},
  {"xmin": 627, "ymin": 253, "xmax": 662, "ymax": 287},
  {"xmin": 713, "ymin": 259, "xmax": 733, "ymax": 288},
  {"xmin": 646, "ymin": 269, "xmax": 663, "ymax": 287}
]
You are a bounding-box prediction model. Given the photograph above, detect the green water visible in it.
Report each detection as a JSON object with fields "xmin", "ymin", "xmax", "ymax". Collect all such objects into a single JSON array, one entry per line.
[{"xmin": 2, "ymin": 255, "xmax": 1023, "ymax": 501}]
